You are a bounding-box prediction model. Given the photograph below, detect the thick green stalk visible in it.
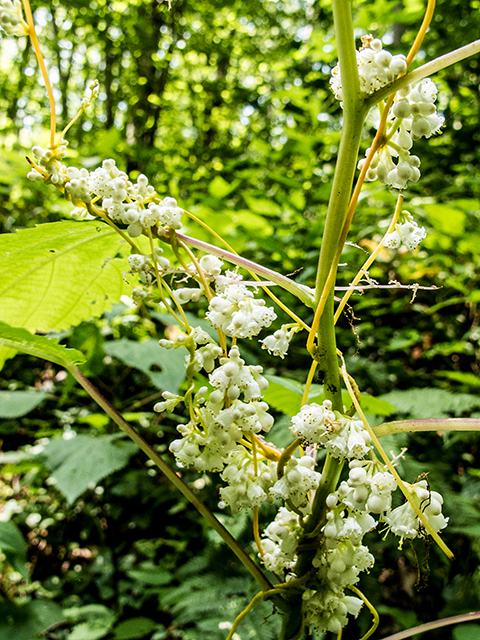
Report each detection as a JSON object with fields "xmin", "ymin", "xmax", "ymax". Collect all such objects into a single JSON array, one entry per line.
[{"xmin": 279, "ymin": 2, "xmax": 367, "ymax": 638}]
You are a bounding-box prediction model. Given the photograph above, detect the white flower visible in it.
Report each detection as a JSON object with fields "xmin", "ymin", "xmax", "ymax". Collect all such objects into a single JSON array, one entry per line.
[
  {"xmin": 199, "ymin": 254, "xmax": 223, "ymax": 277},
  {"xmin": 260, "ymin": 507, "xmax": 301, "ymax": 573},
  {"xmin": 330, "ymin": 36, "xmax": 406, "ymax": 102},
  {"xmin": 290, "ymin": 400, "xmax": 335, "ymax": 443},
  {"xmin": 303, "ymin": 588, "xmax": 363, "ymax": 634},
  {"xmin": 206, "ymin": 282, "xmax": 276, "ymax": 339},
  {"xmin": 383, "ymin": 479, "xmax": 448, "ymax": 547},
  {"xmin": 384, "ymin": 212, "xmax": 427, "ymax": 251},
  {"xmin": 208, "ymin": 346, "xmax": 269, "ymax": 402},
  {"xmin": 270, "ymin": 456, "xmax": 321, "ymax": 508},
  {"xmin": 0, "ymin": 0, "xmax": 28, "ymax": 36},
  {"xmin": 220, "ymin": 448, "xmax": 277, "ymax": 513},
  {"xmin": 261, "ymin": 327, "xmax": 294, "ymax": 358}
]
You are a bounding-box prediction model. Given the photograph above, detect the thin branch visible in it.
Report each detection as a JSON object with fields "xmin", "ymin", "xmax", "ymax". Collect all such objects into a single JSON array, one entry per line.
[
  {"xmin": 168, "ymin": 232, "xmax": 315, "ymax": 307},
  {"xmin": 366, "ymin": 39, "xmax": 480, "ymax": 108},
  {"xmin": 375, "ymin": 418, "xmax": 480, "ymax": 439},
  {"xmin": 379, "ymin": 611, "xmax": 480, "ymax": 640}
]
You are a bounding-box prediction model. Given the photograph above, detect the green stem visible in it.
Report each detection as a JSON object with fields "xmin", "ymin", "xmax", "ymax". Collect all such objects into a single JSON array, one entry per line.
[
  {"xmin": 67, "ymin": 365, "xmax": 274, "ymax": 594},
  {"xmin": 374, "ymin": 417, "xmax": 480, "ymax": 438},
  {"xmin": 278, "ymin": 5, "xmax": 367, "ymax": 638},
  {"xmin": 170, "ymin": 232, "xmax": 315, "ymax": 307},
  {"xmin": 366, "ymin": 38, "xmax": 480, "ymax": 108}
]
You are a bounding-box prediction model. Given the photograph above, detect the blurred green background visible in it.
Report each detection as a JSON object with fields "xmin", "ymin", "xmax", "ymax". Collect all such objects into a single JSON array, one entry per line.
[{"xmin": 0, "ymin": 0, "xmax": 479, "ymax": 638}]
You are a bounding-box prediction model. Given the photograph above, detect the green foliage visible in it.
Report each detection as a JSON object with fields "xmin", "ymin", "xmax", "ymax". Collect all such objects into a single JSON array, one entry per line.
[
  {"xmin": 0, "ymin": 600, "xmax": 64, "ymax": 640},
  {"xmin": 112, "ymin": 617, "xmax": 159, "ymax": 640},
  {"xmin": 381, "ymin": 388, "xmax": 480, "ymax": 419},
  {"xmin": 0, "ymin": 221, "xmax": 132, "ymax": 363},
  {"xmin": 0, "ymin": 320, "xmax": 86, "ymax": 370},
  {"xmin": 265, "ymin": 374, "xmax": 395, "ymax": 417},
  {"xmin": 63, "ymin": 604, "xmax": 116, "ymax": 640},
  {"xmin": 0, "ymin": 520, "xmax": 29, "ymax": 578},
  {"xmin": 104, "ymin": 338, "xmax": 187, "ymax": 393},
  {"xmin": 0, "ymin": 389, "xmax": 48, "ymax": 418},
  {"xmin": 38, "ymin": 433, "xmax": 138, "ymax": 504}
]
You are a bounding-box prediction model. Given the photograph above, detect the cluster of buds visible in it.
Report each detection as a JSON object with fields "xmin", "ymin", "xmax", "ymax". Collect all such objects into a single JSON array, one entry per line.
[
  {"xmin": 359, "ymin": 78, "xmax": 444, "ymax": 190},
  {"xmin": 0, "ymin": 0, "xmax": 28, "ymax": 37},
  {"xmin": 330, "ymin": 36, "xmax": 407, "ymax": 100},
  {"xmin": 383, "ymin": 211, "xmax": 427, "ymax": 251}
]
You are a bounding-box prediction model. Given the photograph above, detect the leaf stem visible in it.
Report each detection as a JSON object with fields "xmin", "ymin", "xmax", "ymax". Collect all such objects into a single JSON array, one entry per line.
[
  {"xmin": 374, "ymin": 418, "xmax": 480, "ymax": 438},
  {"xmin": 170, "ymin": 232, "xmax": 314, "ymax": 307},
  {"xmin": 366, "ymin": 39, "xmax": 480, "ymax": 109}
]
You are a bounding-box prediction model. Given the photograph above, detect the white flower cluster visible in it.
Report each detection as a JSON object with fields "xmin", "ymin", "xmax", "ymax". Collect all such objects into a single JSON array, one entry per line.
[
  {"xmin": 290, "ymin": 401, "xmax": 372, "ymax": 460},
  {"xmin": 359, "ymin": 77, "xmax": 444, "ymax": 189},
  {"xmin": 209, "ymin": 346, "xmax": 269, "ymax": 402},
  {"xmin": 206, "ymin": 279, "xmax": 276, "ymax": 339},
  {"xmin": 302, "ymin": 503, "xmax": 377, "ymax": 633},
  {"xmin": 27, "ymin": 155, "xmax": 183, "ymax": 236},
  {"xmin": 330, "ymin": 35, "xmax": 444, "ymax": 191},
  {"xmin": 301, "ymin": 480, "xmax": 378, "ymax": 633},
  {"xmin": 383, "ymin": 479, "xmax": 448, "ymax": 547},
  {"xmin": 0, "ymin": 0, "xmax": 28, "ymax": 36},
  {"xmin": 260, "ymin": 326, "xmax": 295, "ymax": 359},
  {"xmin": 270, "ymin": 456, "xmax": 321, "ymax": 510},
  {"xmin": 330, "ymin": 36, "xmax": 407, "ymax": 101},
  {"xmin": 383, "ymin": 211, "xmax": 427, "ymax": 251},
  {"xmin": 221, "ymin": 448, "xmax": 278, "ymax": 513},
  {"xmin": 27, "ymin": 141, "xmax": 69, "ymax": 185},
  {"xmin": 261, "ymin": 507, "xmax": 301, "ymax": 573},
  {"xmin": 337, "ymin": 460, "xmax": 397, "ymax": 514}
]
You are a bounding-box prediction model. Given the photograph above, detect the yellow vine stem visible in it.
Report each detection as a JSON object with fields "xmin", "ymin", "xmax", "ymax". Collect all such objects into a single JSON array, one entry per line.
[
  {"xmin": 301, "ymin": 360, "xmax": 318, "ymax": 407},
  {"xmin": 405, "ymin": 0, "xmax": 436, "ymax": 68},
  {"xmin": 177, "ymin": 239, "xmax": 214, "ymax": 301},
  {"xmin": 348, "ymin": 585, "xmax": 379, "ymax": 640},
  {"xmin": 307, "ymin": 0, "xmax": 436, "ymax": 357},
  {"xmin": 182, "ymin": 209, "xmax": 310, "ymax": 332},
  {"xmin": 252, "ymin": 435, "xmax": 281, "ymax": 462},
  {"xmin": 56, "ymin": 82, "xmax": 97, "ymax": 144},
  {"xmin": 334, "ymin": 193, "xmax": 404, "ymax": 324},
  {"xmin": 22, "ymin": 0, "xmax": 56, "ymax": 148},
  {"xmin": 225, "ymin": 591, "xmax": 265, "ymax": 640},
  {"xmin": 158, "ymin": 275, "xmax": 191, "ymax": 331},
  {"xmin": 339, "ymin": 357, "xmax": 454, "ymax": 560}
]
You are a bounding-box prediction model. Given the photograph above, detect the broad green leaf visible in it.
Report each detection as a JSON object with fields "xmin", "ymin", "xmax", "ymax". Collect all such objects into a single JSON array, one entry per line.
[
  {"xmin": 0, "ymin": 220, "xmax": 132, "ymax": 345},
  {"xmin": 208, "ymin": 175, "xmax": 240, "ymax": 199},
  {"xmin": 64, "ymin": 605, "xmax": 116, "ymax": 640},
  {"xmin": 263, "ymin": 375, "xmax": 305, "ymax": 416},
  {"xmin": 0, "ymin": 520, "xmax": 29, "ymax": 578},
  {"xmin": 39, "ymin": 434, "xmax": 137, "ymax": 504},
  {"xmin": 105, "ymin": 338, "xmax": 186, "ymax": 393},
  {"xmin": 264, "ymin": 375, "xmax": 394, "ymax": 417},
  {"xmin": 244, "ymin": 195, "xmax": 282, "ymax": 217},
  {"xmin": 126, "ymin": 564, "xmax": 173, "ymax": 586},
  {"xmin": 231, "ymin": 211, "xmax": 274, "ymax": 237},
  {"xmin": 380, "ymin": 388, "xmax": 480, "ymax": 419},
  {"xmin": 112, "ymin": 617, "xmax": 158, "ymax": 640},
  {"xmin": 453, "ymin": 624, "xmax": 480, "ymax": 640},
  {"xmin": 436, "ymin": 371, "xmax": 480, "ymax": 388},
  {"xmin": 308, "ymin": 392, "xmax": 395, "ymax": 416},
  {"xmin": 0, "ymin": 321, "xmax": 86, "ymax": 370},
  {"xmin": 0, "ymin": 390, "xmax": 48, "ymax": 418},
  {"xmin": 422, "ymin": 203, "xmax": 466, "ymax": 237},
  {"xmin": 0, "ymin": 600, "xmax": 64, "ymax": 640}
]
